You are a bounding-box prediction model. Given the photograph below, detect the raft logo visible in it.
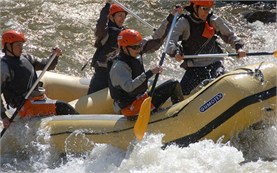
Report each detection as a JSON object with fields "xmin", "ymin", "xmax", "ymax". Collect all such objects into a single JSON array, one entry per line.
[{"xmin": 200, "ymin": 93, "xmax": 223, "ymax": 112}]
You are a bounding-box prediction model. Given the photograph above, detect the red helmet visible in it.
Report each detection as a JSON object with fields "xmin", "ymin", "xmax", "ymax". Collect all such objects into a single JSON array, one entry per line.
[
  {"xmin": 109, "ymin": 4, "xmax": 127, "ymax": 15},
  {"xmin": 190, "ymin": 0, "xmax": 214, "ymax": 7},
  {"xmin": 2, "ymin": 30, "xmax": 26, "ymax": 48},
  {"xmin": 118, "ymin": 29, "xmax": 142, "ymax": 47}
]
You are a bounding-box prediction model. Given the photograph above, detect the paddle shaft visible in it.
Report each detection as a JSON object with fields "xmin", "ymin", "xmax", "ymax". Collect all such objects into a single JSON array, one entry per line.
[
  {"xmin": 0, "ymin": 53, "xmax": 57, "ymax": 138},
  {"xmin": 149, "ymin": 13, "xmax": 178, "ymax": 96},
  {"xmin": 134, "ymin": 13, "xmax": 179, "ymax": 141},
  {"xmin": 182, "ymin": 51, "xmax": 275, "ymax": 59},
  {"xmin": 112, "ymin": 0, "xmax": 156, "ymax": 31}
]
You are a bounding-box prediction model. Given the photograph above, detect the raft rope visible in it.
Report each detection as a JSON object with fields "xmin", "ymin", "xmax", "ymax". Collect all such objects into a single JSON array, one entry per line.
[{"xmin": 235, "ymin": 61, "xmax": 265, "ymax": 83}]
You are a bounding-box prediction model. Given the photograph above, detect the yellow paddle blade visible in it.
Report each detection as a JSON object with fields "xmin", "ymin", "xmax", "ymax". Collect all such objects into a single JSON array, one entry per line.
[
  {"xmin": 134, "ymin": 97, "xmax": 152, "ymax": 141},
  {"xmin": 273, "ymin": 50, "xmax": 277, "ymax": 58}
]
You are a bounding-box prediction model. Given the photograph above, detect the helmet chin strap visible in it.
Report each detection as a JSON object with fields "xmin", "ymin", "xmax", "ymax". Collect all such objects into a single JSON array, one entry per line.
[
  {"xmin": 110, "ymin": 16, "xmax": 119, "ymax": 27},
  {"xmin": 127, "ymin": 48, "xmax": 141, "ymax": 58},
  {"xmin": 5, "ymin": 43, "xmax": 20, "ymax": 58},
  {"xmin": 121, "ymin": 47, "xmax": 132, "ymax": 57},
  {"xmin": 193, "ymin": 5, "xmax": 201, "ymax": 19},
  {"xmin": 126, "ymin": 48, "xmax": 133, "ymax": 57},
  {"xmin": 120, "ymin": 45, "xmax": 141, "ymax": 59}
]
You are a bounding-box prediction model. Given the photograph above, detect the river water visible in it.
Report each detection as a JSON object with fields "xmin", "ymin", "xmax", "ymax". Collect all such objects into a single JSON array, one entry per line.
[{"xmin": 1, "ymin": 0, "xmax": 277, "ymax": 172}]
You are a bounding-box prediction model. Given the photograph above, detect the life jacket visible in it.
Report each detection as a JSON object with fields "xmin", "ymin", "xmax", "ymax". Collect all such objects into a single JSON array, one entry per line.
[
  {"xmin": 108, "ymin": 53, "xmax": 148, "ymax": 109},
  {"xmin": 120, "ymin": 92, "xmax": 154, "ymax": 117},
  {"xmin": 1, "ymin": 55, "xmax": 37, "ymax": 108},
  {"xmin": 180, "ymin": 14, "xmax": 223, "ymax": 55},
  {"xmin": 18, "ymin": 95, "xmax": 56, "ymax": 117},
  {"xmin": 91, "ymin": 21, "xmax": 124, "ymax": 68}
]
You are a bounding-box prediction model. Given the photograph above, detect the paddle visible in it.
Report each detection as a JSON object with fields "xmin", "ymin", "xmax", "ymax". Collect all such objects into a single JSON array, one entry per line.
[
  {"xmin": 181, "ymin": 50, "xmax": 277, "ymax": 59},
  {"xmin": 134, "ymin": 13, "xmax": 179, "ymax": 141},
  {"xmin": 0, "ymin": 53, "xmax": 57, "ymax": 138},
  {"xmin": 112, "ymin": 0, "xmax": 156, "ymax": 31}
]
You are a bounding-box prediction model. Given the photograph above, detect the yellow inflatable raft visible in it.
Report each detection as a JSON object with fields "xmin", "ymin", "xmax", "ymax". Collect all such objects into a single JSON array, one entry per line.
[
  {"xmin": 1, "ymin": 62, "xmax": 276, "ymax": 155},
  {"xmin": 37, "ymin": 62, "xmax": 277, "ymax": 153}
]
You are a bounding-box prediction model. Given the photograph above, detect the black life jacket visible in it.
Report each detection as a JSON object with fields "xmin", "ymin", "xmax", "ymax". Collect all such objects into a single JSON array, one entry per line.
[
  {"xmin": 1, "ymin": 55, "xmax": 37, "ymax": 108},
  {"xmin": 91, "ymin": 21, "xmax": 124, "ymax": 67},
  {"xmin": 108, "ymin": 53, "xmax": 148, "ymax": 108},
  {"xmin": 180, "ymin": 14, "xmax": 223, "ymax": 55}
]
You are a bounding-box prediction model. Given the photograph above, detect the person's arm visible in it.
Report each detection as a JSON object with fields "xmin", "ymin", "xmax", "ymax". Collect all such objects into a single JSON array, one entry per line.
[
  {"xmin": 212, "ymin": 15, "xmax": 246, "ymax": 58},
  {"xmin": 94, "ymin": 2, "xmax": 110, "ymax": 43},
  {"xmin": 26, "ymin": 47, "xmax": 62, "ymax": 71},
  {"xmin": 1, "ymin": 61, "xmax": 11, "ymax": 127},
  {"xmin": 152, "ymin": 14, "xmax": 175, "ymax": 40},
  {"xmin": 140, "ymin": 15, "xmax": 172, "ymax": 54},
  {"xmin": 110, "ymin": 60, "xmax": 162, "ymax": 93},
  {"xmin": 110, "ymin": 61, "xmax": 150, "ymax": 93},
  {"xmin": 142, "ymin": 5, "xmax": 183, "ymax": 54},
  {"xmin": 211, "ymin": 15, "xmax": 244, "ymax": 51},
  {"xmin": 166, "ymin": 17, "xmax": 190, "ymax": 58}
]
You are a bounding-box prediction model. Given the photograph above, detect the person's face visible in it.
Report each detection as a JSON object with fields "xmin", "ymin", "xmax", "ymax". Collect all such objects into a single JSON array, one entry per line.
[
  {"xmin": 112, "ymin": 12, "xmax": 127, "ymax": 27},
  {"xmin": 7, "ymin": 42, "xmax": 23, "ymax": 57},
  {"xmin": 194, "ymin": 5, "xmax": 212, "ymax": 21},
  {"xmin": 125, "ymin": 43, "xmax": 142, "ymax": 58}
]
